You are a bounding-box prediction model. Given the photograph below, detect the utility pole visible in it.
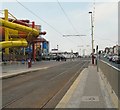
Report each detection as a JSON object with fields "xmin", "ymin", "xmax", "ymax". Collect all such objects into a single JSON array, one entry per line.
[
  {"xmin": 89, "ymin": 11, "xmax": 94, "ymax": 64},
  {"xmin": 78, "ymin": 45, "xmax": 83, "ymax": 56},
  {"xmin": 57, "ymin": 45, "xmax": 59, "ymax": 51},
  {"xmin": 32, "ymin": 21, "xmax": 35, "ymax": 61},
  {"xmin": 96, "ymin": 45, "xmax": 99, "ymax": 72},
  {"xmin": 57, "ymin": 45, "xmax": 59, "ymax": 56}
]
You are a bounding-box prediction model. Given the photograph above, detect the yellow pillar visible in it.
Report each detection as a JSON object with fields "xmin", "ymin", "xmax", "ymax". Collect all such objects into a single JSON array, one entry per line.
[
  {"xmin": 23, "ymin": 47, "xmax": 25, "ymax": 55},
  {"xmin": 4, "ymin": 9, "xmax": 9, "ymax": 54}
]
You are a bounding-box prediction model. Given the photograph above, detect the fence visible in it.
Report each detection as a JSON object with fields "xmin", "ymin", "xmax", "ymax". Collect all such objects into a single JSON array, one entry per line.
[{"xmin": 99, "ymin": 60, "xmax": 120, "ymax": 100}]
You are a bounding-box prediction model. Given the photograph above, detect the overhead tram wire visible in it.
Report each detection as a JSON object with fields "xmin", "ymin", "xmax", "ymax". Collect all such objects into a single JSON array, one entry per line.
[
  {"xmin": 16, "ymin": 0, "xmax": 63, "ymax": 36},
  {"xmin": 15, "ymin": 0, "xmax": 78, "ymax": 46},
  {"xmin": 57, "ymin": 0, "xmax": 79, "ymax": 34},
  {"xmin": 57, "ymin": 0, "xmax": 85, "ymax": 45}
]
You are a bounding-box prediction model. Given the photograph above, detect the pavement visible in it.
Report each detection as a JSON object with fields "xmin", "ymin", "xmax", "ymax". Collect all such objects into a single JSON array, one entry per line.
[
  {"xmin": 0, "ymin": 60, "xmax": 68, "ymax": 79},
  {"xmin": 56, "ymin": 64, "xmax": 117, "ymax": 109}
]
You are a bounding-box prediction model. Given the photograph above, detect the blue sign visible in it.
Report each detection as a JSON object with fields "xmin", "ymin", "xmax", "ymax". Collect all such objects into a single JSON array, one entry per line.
[
  {"xmin": 21, "ymin": 47, "xmax": 32, "ymax": 53},
  {"xmin": 43, "ymin": 42, "xmax": 47, "ymax": 49}
]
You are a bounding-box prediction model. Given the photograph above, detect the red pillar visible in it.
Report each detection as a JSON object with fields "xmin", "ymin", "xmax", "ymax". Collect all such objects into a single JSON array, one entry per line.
[{"xmin": 32, "ymin": 21, "xmax": 36, "ymax": 61}]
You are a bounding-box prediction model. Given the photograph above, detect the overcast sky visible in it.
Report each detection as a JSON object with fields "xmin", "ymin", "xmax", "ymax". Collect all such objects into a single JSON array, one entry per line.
[{"xmin": 1, "ymin": 0, "xmax": 118, "ymax": 55}]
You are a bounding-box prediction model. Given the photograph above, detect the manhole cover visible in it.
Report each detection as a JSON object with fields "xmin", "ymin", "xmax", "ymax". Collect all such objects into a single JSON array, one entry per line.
[
  {"xmin": 82, "ymin": 96, "xmax": 99, "ymax": 102},
  {"xmin": 3, "ymin": 72, "xmax": 7, "ymax": 73}
]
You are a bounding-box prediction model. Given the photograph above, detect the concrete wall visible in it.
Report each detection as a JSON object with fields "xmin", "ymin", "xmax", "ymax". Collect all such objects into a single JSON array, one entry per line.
[{"xmin": 98, "ymin": 60, "xmax": 119, "ymax": 99}]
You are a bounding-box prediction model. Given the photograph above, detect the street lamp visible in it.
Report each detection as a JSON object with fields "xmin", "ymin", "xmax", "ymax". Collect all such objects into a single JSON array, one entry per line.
[
  {"xmin": 57, "ymin": 45, "xmax": 59, "ymax": 55},
  {"xmin": 77, "ymin": 45, "xmax": 83, "ymax": 56},
  {"xmin": 89, "ymin": 11, "xmax": 94, "ymax": 64},
  {"xmin": 57, "ymin": 45, "xmax": 59, "ymax": 51}
]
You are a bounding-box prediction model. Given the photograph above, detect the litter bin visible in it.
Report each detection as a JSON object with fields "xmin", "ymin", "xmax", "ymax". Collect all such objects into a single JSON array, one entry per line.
[
  {"xmin": 92, "ymin": 55, "xmax": 94, "ymax": 64},
  {"xmin": 22, "ymin": 59, "xmax": 25, "ymax": 64},
  {"xmin": 28, "ymin": 59, "xmax": 31, "ymax": 68}
]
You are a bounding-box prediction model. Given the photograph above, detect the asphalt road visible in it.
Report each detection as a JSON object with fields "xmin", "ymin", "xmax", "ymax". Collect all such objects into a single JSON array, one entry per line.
[{"xmin": 2, "ymin": 58, "xmax": 90, "ymax": 109}]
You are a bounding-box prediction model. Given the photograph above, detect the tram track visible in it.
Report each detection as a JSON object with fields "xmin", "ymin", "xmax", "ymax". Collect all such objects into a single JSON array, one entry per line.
[
  {"xmin": 2, "ymin": 59, "xmax": 90, "ymax": 109},
  {"xmin": 40, "ymin": 61, "xmax": 89, "ymax": 109}
]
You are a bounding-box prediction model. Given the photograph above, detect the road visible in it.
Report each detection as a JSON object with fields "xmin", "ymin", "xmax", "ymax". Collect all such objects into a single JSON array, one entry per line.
[{"xmin": 2, "ymin": 58, "xmax": 90, "ymax": 109}]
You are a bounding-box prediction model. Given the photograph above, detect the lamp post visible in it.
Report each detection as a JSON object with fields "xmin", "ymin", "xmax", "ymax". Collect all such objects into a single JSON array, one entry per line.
[
  {"xmin": 57, "ymin": 45, "xmax": 59, "ymax": 56},
  {"xmin": 89, "ymin": 11, "xmax": 94, "ymax": 64},
  {"xmin": 57, "ymin": 45, "xmax": 59, "ymax": 51},
  {"xmin": 78, "ymin": 45, "xmax": 83, "ymax": 56}
]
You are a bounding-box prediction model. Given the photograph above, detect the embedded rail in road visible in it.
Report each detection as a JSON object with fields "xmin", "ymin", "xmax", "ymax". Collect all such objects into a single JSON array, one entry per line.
[{"xmin": 2, "ymin": 59, "xmax": 90, "ymax": 109}]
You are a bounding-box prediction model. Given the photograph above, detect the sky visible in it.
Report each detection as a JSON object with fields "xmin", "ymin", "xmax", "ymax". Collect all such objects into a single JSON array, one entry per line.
[{"xmin": 0, "ymin": 0, "xmax": 118, "ymax": 55}]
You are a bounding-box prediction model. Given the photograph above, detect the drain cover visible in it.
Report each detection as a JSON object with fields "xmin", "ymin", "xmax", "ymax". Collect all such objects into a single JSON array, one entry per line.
[
  {"xmin": 3, "ymin": 72, "xmax": 7, "ymax": 73},
  {"xmin": 82, "ymin": 96, "xmax": 99, "ymax": 102}
]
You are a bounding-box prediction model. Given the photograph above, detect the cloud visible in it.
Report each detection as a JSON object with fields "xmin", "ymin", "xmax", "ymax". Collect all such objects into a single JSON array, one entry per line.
[
  {"xmin": 94, "ymin": 2, "xmax": 117, "ymax": 23},
  {"xmin": 1, "ymin": 1, "xmax": 118, "ymax": 52},
  {"xmin": 92, "ymin": 2, "xmax": 118, "ymax": 49}
]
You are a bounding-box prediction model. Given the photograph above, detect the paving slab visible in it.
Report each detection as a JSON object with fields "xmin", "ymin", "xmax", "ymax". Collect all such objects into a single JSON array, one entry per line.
[
  {"xmin": 0, "ymin": 60, "xmax": 67, "ymax": 79},
  {"xmin": 56, "ymin": 65, "xmax": 115, "ymax": 108}
]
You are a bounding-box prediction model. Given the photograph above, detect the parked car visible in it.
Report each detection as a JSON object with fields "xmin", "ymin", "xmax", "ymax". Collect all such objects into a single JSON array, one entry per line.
[
  {"xmin": 56, "ymin": 55, "xmax": 66, "ymax": 61},
  {"xmin": 108, "ymin": 55, "xmax": 113, "ymax": 61},
  {"xmin": 50, "ymin": 55, "xmax": 57, "ymax": 60},
  {"xmin": 56, "ymin": 56, "xmax": 61, "ymax": 61},
  {"xmin": 115, "ymin": 56, "xmax": 120, "ymax": 64},
  {"xmin": 42, "ymin": 55, "xmax": 50, "ymax": 61},
  {"xmin": 112, "ymin": 55, "xmax": 118, "ymax": 62},
  {"xmin": 60, "ymin": 56, "xmax": 66, "ymax": 61},
  {"xmin": 45, "ymin": 56, "xmax": 51, "ymax": 61},
  {"xmin": 103, "ymin": 54, "xmax": 108, "ymax": 58}
]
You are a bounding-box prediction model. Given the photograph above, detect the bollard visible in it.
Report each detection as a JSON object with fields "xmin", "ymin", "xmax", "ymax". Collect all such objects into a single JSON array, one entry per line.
[
  {"xmin": 92, "ymin": 55, "xmax": 94, "ymax": 64},
  {"xmin": 22, "ymin": 59, "xmax": 25, "ymax": 64},
  {"xmin": 28, "ymin": 59, "xmax": 31, "ymax": 68}
]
